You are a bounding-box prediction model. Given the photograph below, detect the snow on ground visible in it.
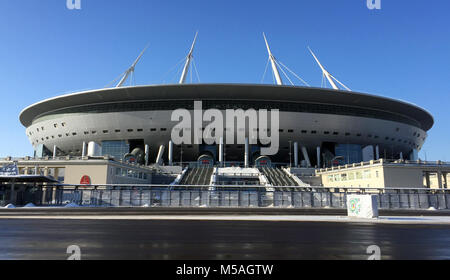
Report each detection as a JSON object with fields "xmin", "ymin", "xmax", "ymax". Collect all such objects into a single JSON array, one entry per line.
[
  {"xmin": 64, "ymin": 203, "xmax": 80, "ymax": 208},
  {"xmin": 23, "ymin": 203, "xmax": 36, "ymax": 208},
  {"xmin": 217, "ymin": 167, "xmax": 260, "ymax": 176}
]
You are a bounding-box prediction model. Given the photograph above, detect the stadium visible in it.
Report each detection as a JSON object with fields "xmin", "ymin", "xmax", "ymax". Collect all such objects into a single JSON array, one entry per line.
[{"xmin": 18, "ymin": 34, "xmax": 434, "ymax": 169}]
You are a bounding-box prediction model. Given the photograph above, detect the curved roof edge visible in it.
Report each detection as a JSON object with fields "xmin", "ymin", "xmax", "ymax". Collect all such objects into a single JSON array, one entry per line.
[{"xmin": 19, "ymin": 83, "xmax": 434, "ymax": 131}]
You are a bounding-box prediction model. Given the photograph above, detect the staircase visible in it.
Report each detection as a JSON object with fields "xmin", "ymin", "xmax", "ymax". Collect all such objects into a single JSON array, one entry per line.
[
  {"xmin": 259, "ymin": 167, "xmax": 299, "ymax": 188},
  {"xmin": 180, "ymin": 167, "xmax": 214, "ymax": 185}
]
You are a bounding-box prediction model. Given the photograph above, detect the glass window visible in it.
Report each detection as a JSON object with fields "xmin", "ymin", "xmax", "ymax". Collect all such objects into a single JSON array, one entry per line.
[
  {"xmin": 335, "ymin": 144, "xmax": 363, "ymax": 165},
  {"xmin": 356, "ymin": 171, "xmax": 362, "ymax": 180},
  {"xmin": 348, "ymin": 172, "xmax": 355, "ymax": 180},
  {"xmin": 57, "ymin": 168, "xmax": 65, "ymax": 183},
  {"xmin": 363, "ymin": 170, "xmax": 371, "ymax": 179},
  {"xmin": 102, "ymin": 140, "xmax": 130, "ymax": 161}
]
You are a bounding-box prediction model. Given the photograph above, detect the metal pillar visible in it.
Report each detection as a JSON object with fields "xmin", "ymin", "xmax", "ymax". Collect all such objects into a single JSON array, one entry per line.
[
  {"xmin": 301, "ymin": 146, "xmax": 311, "ymax": 167},
  {"xmin": 168, "ymin": 141, "xmax": 173, "ymax": 166},
  {"xmin": 144, "ymin": 144, "xmax": 149, "ymax": 166},
  {"xmin": 375, "ymin": 145, "xmax": 380, "ymax": 160},
  {"xmin": 219, "ymin": 137, "xmax": 224, "ymax": 166},
  {"xmin": 316, "ymin": 146, "xmax": 321, "ymax": 168},
  {"xmin": 53, "ymin": 145, "xmax": 57, "ymax": 159},
  {"xmin": 410, "ymin": 149, "xmax": 419, "ymax": 161},
  {"xmin": 155, "ymin": 145, "xmax": 165, "ymax": 165},
  {"xmin": 81, "ymin": 141, "xmax": 86, "ymax": 157},
  {"xmin": 244, "ymin": 138, "xmax": 249, "ymax": 168},
  {"xmin": 294, "ymin": 142, "xmax": 299, "ymax": 168}
]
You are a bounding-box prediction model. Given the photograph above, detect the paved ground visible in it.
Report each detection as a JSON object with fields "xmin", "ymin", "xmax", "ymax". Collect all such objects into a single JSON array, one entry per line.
[
  {"xmin": 1, "ymin": 207, "xmax": 450, "ymax": 216},
  {"xmin": 0, "ymin": 208, "xmax": 450, "ymax": 260}
]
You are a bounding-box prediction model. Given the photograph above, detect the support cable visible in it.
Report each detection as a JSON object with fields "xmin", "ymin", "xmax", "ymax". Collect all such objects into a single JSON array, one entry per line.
[
  {"xmin": 261, "ymin": 57, "xmax": 270, "ymax": 83},
  {"xmin": 160, "ymin": 57, "xmax": 187, "ymax": 84},
  {"xmin": 192, "ymin": 58, "xmax": 201, "ymax": 83},
  {"xmin": 277, "ymin": 60, "xmax": 310, "ymax": 87},
  {"xmin": 274, "ymin": 59, "xmax": 294, "ymax": 86}
]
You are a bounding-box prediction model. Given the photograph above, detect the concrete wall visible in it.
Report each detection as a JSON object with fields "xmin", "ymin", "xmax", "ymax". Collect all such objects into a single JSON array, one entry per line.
[
  {"xmin": 65, "ymin": 165, "xmax": 109, "ymax": 185},
  {"xmin": 320, "ymin": 165, "xmax": 386, "ymax": 189},
  {"xmin": 383, "ymin": 166, "xmax": 423, "ymax": 188}
]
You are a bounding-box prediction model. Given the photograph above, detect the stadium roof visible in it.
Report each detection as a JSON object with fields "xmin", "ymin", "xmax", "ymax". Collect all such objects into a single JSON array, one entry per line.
[{"xmin": 19, "ymin": 84, "xmax": 434, "ymax": 131}]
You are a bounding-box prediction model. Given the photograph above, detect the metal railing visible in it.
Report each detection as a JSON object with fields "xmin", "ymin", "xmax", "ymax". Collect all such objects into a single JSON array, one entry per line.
[{"xmin": 4, "ymin": 183, "xmax": 448, "ymax": 210}]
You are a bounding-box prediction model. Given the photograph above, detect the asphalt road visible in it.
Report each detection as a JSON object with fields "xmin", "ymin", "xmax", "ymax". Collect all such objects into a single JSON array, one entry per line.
[{"xmin": 1, "ymin": 218, "xmax": 450, "ymax": 260}]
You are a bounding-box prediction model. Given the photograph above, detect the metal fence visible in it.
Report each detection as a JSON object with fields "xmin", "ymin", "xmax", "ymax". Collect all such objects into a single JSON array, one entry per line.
[{"xmin": 36, "ymin": 185, "xmax": 450, "ymax": 210}]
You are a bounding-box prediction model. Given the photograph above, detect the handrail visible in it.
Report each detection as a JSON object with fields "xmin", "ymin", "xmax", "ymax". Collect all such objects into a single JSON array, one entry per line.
[{"xmin": 27, "ymin": 183, "xmax": 449, "ymax": 193}]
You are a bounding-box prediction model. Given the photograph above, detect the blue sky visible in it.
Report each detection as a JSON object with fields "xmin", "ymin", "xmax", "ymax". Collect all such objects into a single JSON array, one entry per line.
[{"xmin": 0, "ymin": 0, "xmax": 449, "ymax": 160}]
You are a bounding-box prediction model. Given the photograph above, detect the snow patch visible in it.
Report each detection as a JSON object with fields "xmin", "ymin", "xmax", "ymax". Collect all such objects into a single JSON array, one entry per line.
[
  {"xmin": 64, "ymin": 203, "xmax": 80, "ymax": 208},
  {"xmin": 24, "ymin": 203, "xmax": 36, "ymax": 208}
]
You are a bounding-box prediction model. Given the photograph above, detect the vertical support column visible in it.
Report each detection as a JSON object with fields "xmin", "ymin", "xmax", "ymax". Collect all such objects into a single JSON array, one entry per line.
[
  {"xmin": 155, "ymin": 145, "xmax": 165, "ymax": 165},
  {"xmin": 81, "ymin": 141, "xmax": 86, "ymax": 157},
  {"xmin": 443, "ymin": 172, "xmax": 448, "ymax": 189},
  {"xmin": 144, "ymin": 144, "xmax": 149, "ymax": 166},
  {"xmin": 168, "ymin": 141, "xmax": 173, "ymax": 166},
  {"xmin": 316, "ymin": 146, "xmax": 321, "ymax": 168},
  {"xmin": 53, "ymin": 145, "xmax": 57, "ymax": 159},
  {"xmin": 410, "ymin": 149, "xmax": 419, "ymax": 161},
  {"xmin": 10, "ymin": 181, "xmax": 15, "ymax": 205},
  {"xmin": 301, "ymin": 146, "xmax": 311, "ymax": 168},
  {"xmin": 219, "ymin": 137, "xmax": 224, "ymax": 166},
  {"xmin": 425, "ymin": 172, "xmax": 431, "ymax": 188},
  {"xmin": 400, "ymin": 152, "xmax": 403, "ymax": 160},
  {"xmin": 437, "ymin": 171, "xmax": 443, "ymax": 189},
  {"xmin": 294, "ymin": 142, "xmax": 299, "ymax": 168},
  {"xmin": 375, "ymin": 145, "xmax": 380, "ymax": 160},
  {"xmin": 244, "ymin": 137, "xmax": 249, "ymax": 168}
]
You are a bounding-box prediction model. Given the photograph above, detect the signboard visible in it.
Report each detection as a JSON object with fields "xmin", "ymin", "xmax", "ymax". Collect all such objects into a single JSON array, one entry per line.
[
  {"xmin": 0, "ymin": 164, "xmax": 19, "ymax": 176},
  {"xmin": 347, "ymin": 195, "xmax": 379, "ymax": 219},
  {"xmin": 255, "ymin": 156, "xmax": 272, "ymax": 167},
  {"xmin": 80, "ymin": 175, "xmax": 91, "ymax": 185}
]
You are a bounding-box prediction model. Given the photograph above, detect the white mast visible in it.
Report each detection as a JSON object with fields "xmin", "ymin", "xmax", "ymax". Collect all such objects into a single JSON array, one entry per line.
[
  {"xmin": 263, "ymin": 33, "xmax": 283, "ymax": 86},
  {"xmin": 179, "ymin": 32, "xmax": 198, "ymax": 84},
  {"xmin": 116, "ymin": 45, "xmax": 149, "ymax": 88},
  {"xmin": 308, "ymin": 47, "xmax": 351, "ymax": 91}
]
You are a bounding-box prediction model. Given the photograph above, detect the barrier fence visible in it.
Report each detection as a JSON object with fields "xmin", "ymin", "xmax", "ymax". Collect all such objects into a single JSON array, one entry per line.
[{"xmin": 8, "ymin": 184, "xmax": 448, "ymax": 210}]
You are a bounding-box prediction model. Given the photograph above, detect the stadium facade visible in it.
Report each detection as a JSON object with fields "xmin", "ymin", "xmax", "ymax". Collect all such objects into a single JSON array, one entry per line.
[{"xmin": 18, "ymin": 34, "xmax": 434, "ymax": 169}]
